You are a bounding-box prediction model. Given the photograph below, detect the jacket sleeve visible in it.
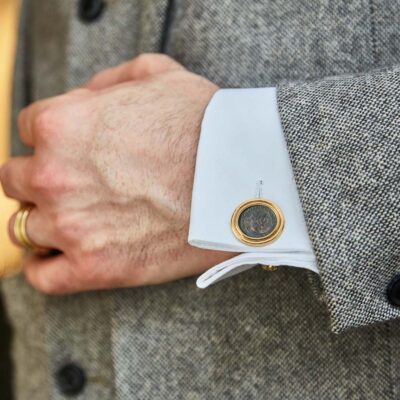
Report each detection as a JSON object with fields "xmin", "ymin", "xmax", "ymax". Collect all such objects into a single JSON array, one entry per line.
[{"xmin": 277, "ymin": 65, "xmax": 400, "ymax": 333}]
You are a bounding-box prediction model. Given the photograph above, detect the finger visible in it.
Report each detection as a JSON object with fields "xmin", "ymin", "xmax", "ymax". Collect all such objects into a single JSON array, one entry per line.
[
  {"xmin": 17, "ymin": 98, "xmax": 54, "ymax": 147},
  {"xmin": 17, "ymin": 93, "xmax": 76, "ymax": 147},
  {"xmin": 8, "ymin": 207, "xmax": 59, "ymax": 250},
  {"xmin": 0, "ymin": 156, "xmax": 34, "ymax": 202},
  {"xmin": 23, "ymin": 254, "xmax": 82, "ymax": 295},
  {"xmin": 85, "ymin": 53, "xmax": 185, "ymax": 90}
]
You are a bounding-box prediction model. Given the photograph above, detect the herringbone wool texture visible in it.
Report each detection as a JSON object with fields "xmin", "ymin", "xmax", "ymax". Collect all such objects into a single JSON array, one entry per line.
[{"xmin": 2, "ymin": 0, "xmax": 400, "ymax": 399}]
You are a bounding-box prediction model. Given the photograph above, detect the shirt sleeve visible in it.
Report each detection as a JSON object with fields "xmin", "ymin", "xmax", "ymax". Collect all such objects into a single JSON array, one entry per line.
[{"xmin": 188, "ymin": 87, "xmax": 318, "ymax": 289}]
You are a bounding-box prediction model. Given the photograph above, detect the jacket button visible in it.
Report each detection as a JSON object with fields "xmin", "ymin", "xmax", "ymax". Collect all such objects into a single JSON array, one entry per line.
[
  {"xmin": 56, "ymin": 363, "xmax": 86, "ymax": 396},
  {"xmin": 387, "ymin": 274, "xmax": 400, "ymax": 306},
  {"xmin": 78, "ymin": 0, "xmax": 105, "ymax": 23}
]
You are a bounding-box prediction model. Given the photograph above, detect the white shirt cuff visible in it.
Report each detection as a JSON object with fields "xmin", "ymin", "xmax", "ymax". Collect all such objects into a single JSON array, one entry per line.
[{"xmin": 188, "ymin": 87, "xmax": 318, "ymax": 288}]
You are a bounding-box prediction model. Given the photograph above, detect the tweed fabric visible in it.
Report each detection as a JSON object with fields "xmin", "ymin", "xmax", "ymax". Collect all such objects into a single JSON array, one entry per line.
[
  {"xmin": 278, "ymin": 67, "xmax": 400, "ymax": 332},
  {"xmin": 112, "ymin": 268, "xmax": 399, "ymax": 400},
  {"xmin": 3, "ymin": 0, "xmax": 400, "ymax": 399}
]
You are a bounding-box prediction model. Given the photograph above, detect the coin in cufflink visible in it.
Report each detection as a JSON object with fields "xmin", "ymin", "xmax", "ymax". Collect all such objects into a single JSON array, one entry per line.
[{"xmin": 231, "ymin": 199, "xmax": 284, "ymax": 246}]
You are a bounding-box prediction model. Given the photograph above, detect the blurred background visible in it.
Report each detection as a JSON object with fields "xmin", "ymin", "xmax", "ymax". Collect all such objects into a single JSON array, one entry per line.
[{"xmin": 1, "ymin": 0, "xmax": 22, "ymax": 398}]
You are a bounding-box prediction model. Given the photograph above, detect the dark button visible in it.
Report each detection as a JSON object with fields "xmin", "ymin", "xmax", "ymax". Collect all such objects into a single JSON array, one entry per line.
[
  {"xmin": 387, "ymin": 274, "xmax": 400, "ymax": 306},
  {"xmin": 78, "ymin": 0, "xmax": 105, "ymax": 23},
  {"xmin": 56, "ymin": 363, "xmax": 86, "ymax": 396}
]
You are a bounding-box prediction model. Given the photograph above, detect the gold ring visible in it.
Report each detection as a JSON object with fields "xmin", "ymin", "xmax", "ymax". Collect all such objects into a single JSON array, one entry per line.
[{"xmin": 13, "ymin": 205, "xmax": 41, "ymax": 251}]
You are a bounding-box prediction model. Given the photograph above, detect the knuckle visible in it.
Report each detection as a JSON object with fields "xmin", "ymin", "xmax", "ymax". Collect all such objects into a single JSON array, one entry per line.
[
  {"xmin": 33, "ymin": 108, "xmax": 54, "ymax": 133},
  {"xmin": 29, "ymin": 164, "xmax": 65, "ymax": 194},
  {"xmin": 132, "ymin": 53, "xmax": 165, "ymax": 70},
  {"xmin": 29, "ymin": 166, "xmax": 51, "ymax": 192},
  {"xmin": 134, "ymin": 53, "xmax": 154, "ymax": 64},
  {"xmin": 33, "ymin": 108, "xmax": 60, "ymax": 141}
]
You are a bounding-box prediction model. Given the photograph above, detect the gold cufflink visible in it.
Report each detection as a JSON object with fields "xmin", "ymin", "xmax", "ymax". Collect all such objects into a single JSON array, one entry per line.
[{"xmin": 231, "ymin": 198, "xmax": 284, "ymax": 246}]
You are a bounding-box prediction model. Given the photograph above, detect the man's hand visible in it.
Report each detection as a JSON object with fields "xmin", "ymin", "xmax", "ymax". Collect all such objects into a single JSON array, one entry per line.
[{"xmin": 0, "ymin": 54, "xmax": 236, "ymax": 294}]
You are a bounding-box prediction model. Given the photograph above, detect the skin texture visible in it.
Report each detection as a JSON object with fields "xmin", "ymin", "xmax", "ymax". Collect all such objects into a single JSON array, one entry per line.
[{"xmin": 0, "ymin": 54, "xmax": 237, "ymax": 295}]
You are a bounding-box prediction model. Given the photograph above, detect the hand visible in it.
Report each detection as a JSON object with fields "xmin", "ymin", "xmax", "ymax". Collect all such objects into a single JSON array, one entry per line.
[{"xmin": 0, "ymin": 54, "xmax": 236, "ymax": 294}]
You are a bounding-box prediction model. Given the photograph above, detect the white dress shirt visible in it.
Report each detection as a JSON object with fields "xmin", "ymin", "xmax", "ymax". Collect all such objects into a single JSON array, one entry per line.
[{"xmin": 188, "ymin": 88, "xmax": 318, "ymax": 289}]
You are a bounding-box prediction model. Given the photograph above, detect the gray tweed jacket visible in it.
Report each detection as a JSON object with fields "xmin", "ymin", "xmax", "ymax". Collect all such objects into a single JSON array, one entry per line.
[{"xmin": 2, "ymin": 0, "xmax": 400, "ymax": 399}]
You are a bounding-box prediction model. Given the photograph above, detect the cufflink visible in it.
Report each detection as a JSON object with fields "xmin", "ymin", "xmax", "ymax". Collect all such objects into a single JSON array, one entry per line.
[
  {"xmin": 231, "ymin": 198, "xmax": 284, "ymax": 246},
  {"xmin": 260, "ymin": 264, "xmax": 279, "ymax": 272}
]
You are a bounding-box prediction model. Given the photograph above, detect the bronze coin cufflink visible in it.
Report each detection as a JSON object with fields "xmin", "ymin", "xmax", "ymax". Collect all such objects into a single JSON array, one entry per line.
[{"xmin": 231, "ymin": 198, "xmax": 285, "ymax": 246}]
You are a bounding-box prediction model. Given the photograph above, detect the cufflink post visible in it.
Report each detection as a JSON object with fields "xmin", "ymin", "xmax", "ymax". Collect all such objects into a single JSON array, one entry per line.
[{"xmin": 260, "ymin": 264, "xmax": 279, "ymax": 272}]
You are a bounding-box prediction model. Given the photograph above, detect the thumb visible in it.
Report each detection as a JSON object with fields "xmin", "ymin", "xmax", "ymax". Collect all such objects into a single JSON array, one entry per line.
[{"xmin": 84, "ymin": 53, "xmax": 185, "ymax": 90}]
